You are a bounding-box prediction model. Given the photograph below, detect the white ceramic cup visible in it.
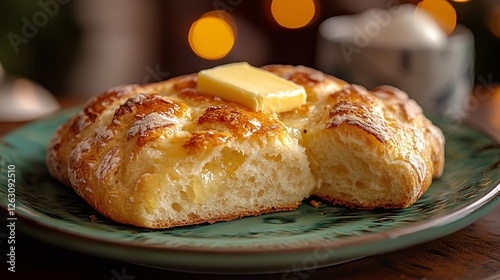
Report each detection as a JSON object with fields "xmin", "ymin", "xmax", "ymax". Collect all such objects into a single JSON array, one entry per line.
[{"xmin": 315, "ymin": 9, "xmax": 475, "ymax": 120}]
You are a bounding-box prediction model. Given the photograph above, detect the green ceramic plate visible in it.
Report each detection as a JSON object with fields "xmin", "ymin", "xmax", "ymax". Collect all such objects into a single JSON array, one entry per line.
[{"xmin": 1, "ymin": 108, "xmax": 499, "ymax": 274}]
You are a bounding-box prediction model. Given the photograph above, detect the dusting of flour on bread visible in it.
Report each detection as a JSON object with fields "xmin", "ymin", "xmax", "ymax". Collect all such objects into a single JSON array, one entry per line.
[
  {"xmin": 128, "ymin": 112, "xmax": 179, "ymax": 137},
  {"xmin": 95, "ymin": 148, "xmax": 121, "ymax": 181}
]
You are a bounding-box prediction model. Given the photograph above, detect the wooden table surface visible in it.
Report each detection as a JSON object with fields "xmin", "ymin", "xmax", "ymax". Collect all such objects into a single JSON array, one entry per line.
[{"xmin": 1, "ymin": 92, "xmax": 499, "ymax": 280}]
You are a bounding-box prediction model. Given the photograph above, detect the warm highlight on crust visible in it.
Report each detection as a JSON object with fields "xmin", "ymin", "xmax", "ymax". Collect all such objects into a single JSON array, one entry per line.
[
  {"xmin": 46, "ymin": 64, "xmax": 445, "ymax": 229},
  {"xmin": 326, "ymin": 86, "xmax": 391, "ymax": 143},
  {"xmin": 197, "ymin": 105, "xmax": 281, "ymax": 137}
]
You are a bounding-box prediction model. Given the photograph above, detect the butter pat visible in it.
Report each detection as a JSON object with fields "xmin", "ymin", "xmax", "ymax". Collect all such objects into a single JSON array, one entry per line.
[{"xmin": 197, "ymin": 62, "xmax": 306, "ymax": 113}]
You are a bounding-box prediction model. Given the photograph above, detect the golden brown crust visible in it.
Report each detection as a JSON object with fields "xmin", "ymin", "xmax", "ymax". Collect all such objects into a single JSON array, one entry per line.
[
  {"xmin": 47, "ymin": 64, "xmax": 445, "ymax": 228},
  {"xmin": 325, "ymin": 85, "xmax": 391, "ymax": 143},
  {"xmin": 151, "ymin": 203, "xmax": 300, "ymax": 229},
  {"xmin": 197, "ymin": 105, "xmax": 281, "ymax": 137}
]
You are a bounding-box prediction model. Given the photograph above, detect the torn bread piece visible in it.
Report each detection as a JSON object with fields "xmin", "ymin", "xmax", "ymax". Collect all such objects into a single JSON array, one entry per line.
[{"xmin": 267, "ymin": 65, "xmax": 444, "ymax": 209}]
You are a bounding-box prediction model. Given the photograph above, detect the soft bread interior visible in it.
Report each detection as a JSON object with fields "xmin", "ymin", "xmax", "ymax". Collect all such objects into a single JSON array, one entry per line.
[
  {"xmin": 132, "ymin": 136, "xmax": 314, "ymax": 228},
  {"xmin": 304, "ymin": 124, "xmax": 429, "ymax": 209},
  {"xmin": 290, "ymin": 84, "xmax": 439, "ymax": 209}
]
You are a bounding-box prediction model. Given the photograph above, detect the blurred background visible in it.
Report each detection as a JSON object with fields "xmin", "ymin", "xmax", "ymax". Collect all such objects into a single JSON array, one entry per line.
[{"xmin": 0, "ymin": 0, "xmax": 498, "ymax": 98}]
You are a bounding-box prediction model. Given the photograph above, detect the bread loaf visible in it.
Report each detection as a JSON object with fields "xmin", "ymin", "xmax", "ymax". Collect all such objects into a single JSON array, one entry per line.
[{"xmin": 47, "ymin": 64, "xmax": 445, "ymax": 228}]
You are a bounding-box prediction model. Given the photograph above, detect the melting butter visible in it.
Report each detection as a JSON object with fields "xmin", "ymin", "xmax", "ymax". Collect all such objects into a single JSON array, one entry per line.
[{"xmin": 197, "ymin": 62, "xmax": 306, "ymax": 113}]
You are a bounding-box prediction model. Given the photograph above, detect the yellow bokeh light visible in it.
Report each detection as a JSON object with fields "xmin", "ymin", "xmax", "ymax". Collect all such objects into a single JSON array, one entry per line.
[
  {"xmin": 417, "ymin": 0, "xmax": 457, "ymax": 35},
  {"xmin": 188, "ymin": 12, "xmax": 235, "ymax": 60},
  {"xmin": 450, "ymin": 0, "xmax": 470, "ymax": 2},
  {"xmin": 271, "ymin": 0, "xmax": 316, "ymax": 29},
  {"xmin": 488, "ymin": 6, "xmax": 500, "ymax": 38}
]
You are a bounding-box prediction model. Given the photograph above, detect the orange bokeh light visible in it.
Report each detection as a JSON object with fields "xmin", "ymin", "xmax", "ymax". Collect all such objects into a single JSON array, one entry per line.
[
  {"xmin": 488, "ymin": 6, "xmax": 500, "ymax": 38},
  {"xmin": 417, "ymin": 0, "xmax": 457, "ymax": 35},
  {"xmin": 271, "ymin": 0, "xmax": 316, "ymax": 29},
  {"xmin": 188, "ymin": 12, "xmax": 236, "ymax": 60}
]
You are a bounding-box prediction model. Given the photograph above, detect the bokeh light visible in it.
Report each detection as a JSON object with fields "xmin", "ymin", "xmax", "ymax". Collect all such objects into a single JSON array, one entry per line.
[
  {"xmin": 417, "ymin": 0, "xmax": 457, "ymax": 35},
  {"xmin": 450, "ymin": 0, "xmax": 470, "ymax": 2},
  {"xmin": 188, "ymin": 12, "xmax": 236, "ymax": 60},
  {"xmin": 271, "ymin": 0, "xmax": 316, "ymax": 29},
  {"xmin": 487, "ymin": 86, "xmax": 500, "ymax": 136},
  {"xmin": 488, "ymin": 5, "xmax": 500, "ymax": 38}
]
